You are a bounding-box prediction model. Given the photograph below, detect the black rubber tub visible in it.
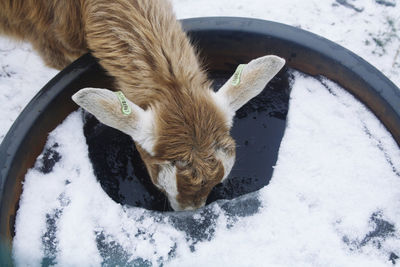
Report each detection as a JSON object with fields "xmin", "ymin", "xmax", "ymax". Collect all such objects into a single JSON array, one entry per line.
[{"xmin": 1, "ymin": 17, "xmax": 400, "ymax": 264}]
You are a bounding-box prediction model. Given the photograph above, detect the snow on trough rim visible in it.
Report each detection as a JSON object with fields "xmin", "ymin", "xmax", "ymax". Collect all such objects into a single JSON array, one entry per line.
[{"xmin": 12, "ymin": 72, "xmax": 400, "ymax": 266}]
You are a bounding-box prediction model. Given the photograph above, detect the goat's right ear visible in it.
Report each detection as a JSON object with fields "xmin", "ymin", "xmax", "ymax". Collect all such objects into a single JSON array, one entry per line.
[
  {"xmin": 72, "ymin": 88, "xmax": 156, "ymax": 155},
  {"xmin": 214, "ymin": 55, "xmax": 285, "ymax": 123}
]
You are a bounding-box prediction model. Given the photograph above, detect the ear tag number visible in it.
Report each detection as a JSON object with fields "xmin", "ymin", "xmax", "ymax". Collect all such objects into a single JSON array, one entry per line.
[
  {"xmin": 232, "ymin": 64, "xmax": 245, "ymax": 86},
  {"xmin": 115, "ymin": 91, "xmax": 132, "ymax": 115}
]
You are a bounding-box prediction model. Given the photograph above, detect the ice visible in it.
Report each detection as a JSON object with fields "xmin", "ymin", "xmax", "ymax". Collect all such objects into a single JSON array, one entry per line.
[{"xmin": 12, "ymin": 72, "xmax": 400, "ymax": 266}]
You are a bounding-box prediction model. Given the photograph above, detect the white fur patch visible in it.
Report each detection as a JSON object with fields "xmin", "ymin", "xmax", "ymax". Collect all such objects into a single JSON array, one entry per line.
[
  {"xmin": 215, "ymin": 149, "xmax": 235, "ymax": 182},
  {"xmin": 157, "ymin": 164, "xmax": 180, "ymax": 210},
  {"xmin": 134, "ymin": 108, "xmax": 156, "ymax": 156},
  {"xmin": 212, "ymin": 91, "xmax": 235, "ymax": 128}
]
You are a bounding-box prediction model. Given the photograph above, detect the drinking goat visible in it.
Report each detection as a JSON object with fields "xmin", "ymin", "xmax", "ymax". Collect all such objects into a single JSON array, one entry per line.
[{"xmin": 0, "ymin": 0, "xmax": 285, "ymax": 210}]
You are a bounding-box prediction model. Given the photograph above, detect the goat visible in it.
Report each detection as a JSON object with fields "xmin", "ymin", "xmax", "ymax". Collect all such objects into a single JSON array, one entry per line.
[{"xmin": 0, "ymin": 0, "xmax": 285, "ymax": 211}]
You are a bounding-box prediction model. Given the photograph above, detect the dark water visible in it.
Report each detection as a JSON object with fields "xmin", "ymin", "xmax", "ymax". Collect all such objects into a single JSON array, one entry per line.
[{"xmin": 83, "ymin": 68, "xmax": 293, "ymax": 212}]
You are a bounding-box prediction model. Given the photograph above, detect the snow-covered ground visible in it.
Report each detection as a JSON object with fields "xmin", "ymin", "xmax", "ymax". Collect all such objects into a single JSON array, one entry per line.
[
  {"xmin": 1, "ymin": 0, "xmax": 400, "ymax": 266},
  {"xmin": 12, "ymin": 73, "xmax": 400, "ymax": 266}
]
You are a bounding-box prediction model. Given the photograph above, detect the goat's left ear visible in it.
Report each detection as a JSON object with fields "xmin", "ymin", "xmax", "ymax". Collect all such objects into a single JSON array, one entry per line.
[
  {"xmin": 215, "ymin": 55, "xmax": 285, "ymax": 118},
  {"xmin": 72, "ymin": 88, "xmax": 155, "ymax": 154}
]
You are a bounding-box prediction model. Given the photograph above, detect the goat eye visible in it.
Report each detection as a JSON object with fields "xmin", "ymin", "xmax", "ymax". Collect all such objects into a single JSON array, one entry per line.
[
  {"xmin": 174, "ymin": 160, "xmax": 188, "ymax": 169},
  {"xmin": 216, "ymin": 146, "xmax": 228, "ymax": 154}
]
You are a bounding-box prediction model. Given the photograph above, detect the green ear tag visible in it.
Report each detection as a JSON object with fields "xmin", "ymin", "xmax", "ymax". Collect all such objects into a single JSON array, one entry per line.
[
  {"xmin": 115, "ymin": 91, "xmax": 132, "ymax": 115},
  {"xmin": 232, "ymin": 64, "xmax": 245, "ymax": 86}
]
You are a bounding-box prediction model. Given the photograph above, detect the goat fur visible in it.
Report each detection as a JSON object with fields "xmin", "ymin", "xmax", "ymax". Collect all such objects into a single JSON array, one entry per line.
[{"xmin": 0, "ymin": 0, "xmax": 285, "ymax": 210}]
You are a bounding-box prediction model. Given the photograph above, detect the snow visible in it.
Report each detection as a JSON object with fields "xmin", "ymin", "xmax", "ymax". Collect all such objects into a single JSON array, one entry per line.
[
  {"xmin": 0, "ymin": 37, "xmax": 58, "ymax": 141},
  {"xmin": 1, "ymin": 0, "xmax": 400, "ymax": 266},
  {"xmin": 172, "ymin": 0, "xmax": 400, "ymax": 87},
  {"xmin": 12, "ymin": 73, "xmax": 400, "ymax": 266}
]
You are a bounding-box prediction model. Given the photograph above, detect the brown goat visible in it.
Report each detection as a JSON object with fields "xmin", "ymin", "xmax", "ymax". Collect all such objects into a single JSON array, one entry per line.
[{"xmin": 0, "ymin": 0, "xmax": 285, "ymax": 211}]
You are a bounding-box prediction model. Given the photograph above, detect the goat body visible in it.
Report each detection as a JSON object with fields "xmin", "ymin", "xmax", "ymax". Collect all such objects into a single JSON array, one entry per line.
[{"xmin": 0, "ymin": 0, "xmax": 285, "ymax": 210}]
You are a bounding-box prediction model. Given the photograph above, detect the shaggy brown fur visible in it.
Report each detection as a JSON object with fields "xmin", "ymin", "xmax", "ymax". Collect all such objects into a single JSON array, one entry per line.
[
  {"xmin": 0, "ymin": 0, "xmax": 234, "ymax": 210},
  {"xmin": 152, "ymin": 89, "xmax": 236, "ymax": 208},
  {"xmin": 0, "ymin": 0, "xmax": 206, "ymax": 104},
  {"xmin": 0, "ymin": 0, "xmax": 87, "ymax": 69}
]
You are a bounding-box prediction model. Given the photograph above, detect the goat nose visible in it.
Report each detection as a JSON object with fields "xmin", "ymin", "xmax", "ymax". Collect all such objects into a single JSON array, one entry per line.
[
  {"xmin": 182, "ymin": 205, "xmax": 198, "ymax": 211},
  {"xmin": 180, "ymin": 202, "xmax": 205, "ymax": 211},
  {"xmin": 169, "ymin": 198, "xmax": 206, "ymax": 211},
  {"xmin": 191, "ymin": 200, "xmax": 206, "ymax": 210}
]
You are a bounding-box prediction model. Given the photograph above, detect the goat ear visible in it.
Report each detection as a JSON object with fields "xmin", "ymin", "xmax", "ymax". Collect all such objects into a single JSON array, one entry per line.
[
  {"xmin": 72, "ymin": 88, "xmax": 155, "ymax": 154},
  {"xmin": 216, "ymin": 55, "xmax": 285, "ymax": 113}
]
